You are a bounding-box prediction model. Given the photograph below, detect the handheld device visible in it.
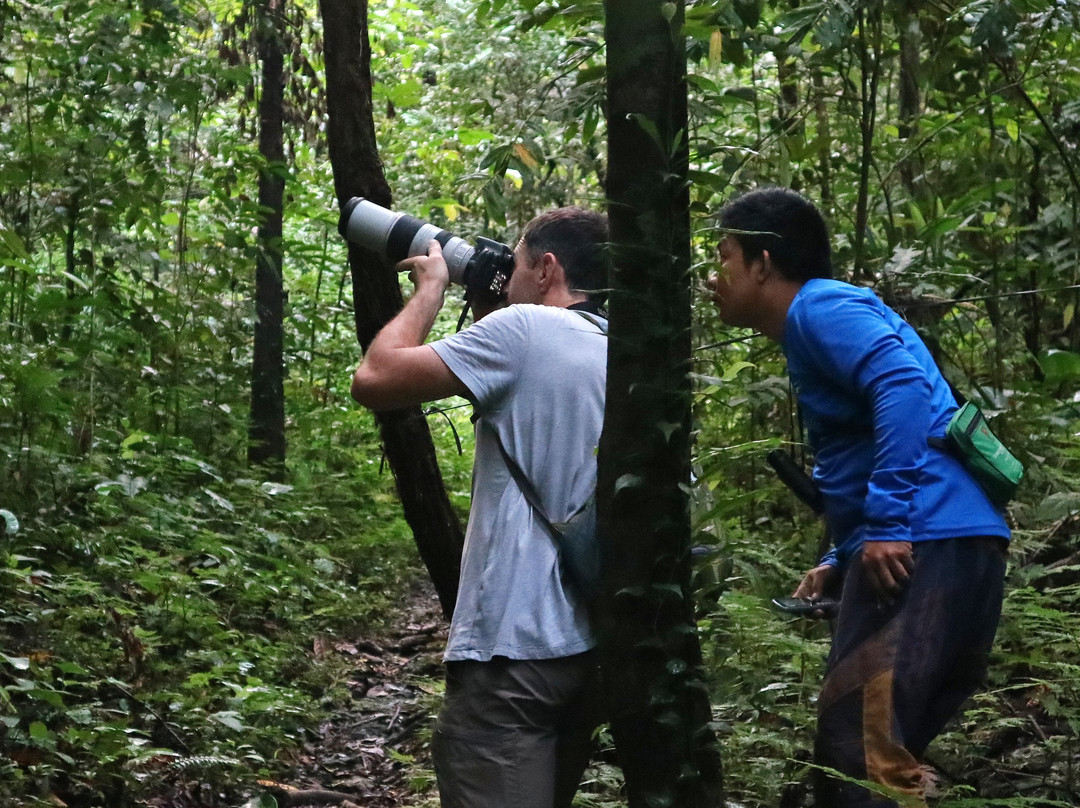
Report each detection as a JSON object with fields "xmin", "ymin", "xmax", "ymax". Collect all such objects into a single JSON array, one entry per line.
[{"xmin": 771, "ymin": 596, "xmax": 839, "ymax": 616}]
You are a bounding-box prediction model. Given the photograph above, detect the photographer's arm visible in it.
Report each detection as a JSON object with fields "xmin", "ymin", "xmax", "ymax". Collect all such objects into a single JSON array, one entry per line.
[{"xmin": 350, "ymin": 241, "xmax": 470, "ymax": 411}]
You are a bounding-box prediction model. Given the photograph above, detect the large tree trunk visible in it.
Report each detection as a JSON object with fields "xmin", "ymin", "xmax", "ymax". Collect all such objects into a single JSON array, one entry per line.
[
  {"xmin": 599, "ymin": 2, "xmax": 724, "ymax": 805},
  {"xmin": 317, "ymin": 0, "xmax": 464, "ymax": 618},
  {"xmin": 249, "ymin": 0, "xmax": 287, "ymax": 475}
]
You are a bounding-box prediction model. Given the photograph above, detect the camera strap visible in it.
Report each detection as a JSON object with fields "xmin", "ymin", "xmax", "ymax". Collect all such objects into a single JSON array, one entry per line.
[{"xmin": 455, "ymin": 300, "xmax": 472, "ymax": 333}]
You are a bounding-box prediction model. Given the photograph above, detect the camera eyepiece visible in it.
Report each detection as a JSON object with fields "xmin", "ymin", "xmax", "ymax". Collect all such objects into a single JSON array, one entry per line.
[{"xmin": 339, "ymin": 197, "xmax": 514, "ymax": 302}]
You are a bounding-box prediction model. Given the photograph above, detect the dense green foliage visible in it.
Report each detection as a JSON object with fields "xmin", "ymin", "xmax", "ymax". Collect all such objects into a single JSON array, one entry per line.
[{"xmin": 2, "ymin": 0, "xmax": 1080, "ymax": 805}]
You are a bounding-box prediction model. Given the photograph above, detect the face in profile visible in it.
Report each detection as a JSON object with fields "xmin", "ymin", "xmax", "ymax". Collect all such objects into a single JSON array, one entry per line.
[
  {"xmin": 707, "ymin": 236, "xmax": 759, "ymax": 329},
  {"xmin": 505, "ymin": 240, "xmax": 542, "ymax": 305}
]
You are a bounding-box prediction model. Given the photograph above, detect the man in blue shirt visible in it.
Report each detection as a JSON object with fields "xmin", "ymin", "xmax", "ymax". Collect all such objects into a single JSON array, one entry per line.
[{"xmin": 707, "ymin": 187, "xmax": 1010, "ymax": 807}]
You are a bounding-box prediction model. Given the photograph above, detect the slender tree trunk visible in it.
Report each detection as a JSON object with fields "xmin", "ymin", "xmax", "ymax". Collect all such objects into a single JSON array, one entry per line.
[
  {"xmin": 249, "ymin": 0, "xmax": 287, "ymax": 474},
  {"xmin": 777, "ymin": 55, "xmax": 800, "ymax": 134},
  {"xmin": 776, "ymin": 35, "xmax": 801, "ymax": 190},
  {"xmin": 853, "ymin": 2, "xmax": 883, "ymax": 280},
  {"xmin": 894, "ymin": 0, "xmax": 921, "ymax": 196},
  {"xmin": 811, "ymin": 66, "xmax": 833, "ymax": 207},
  {"xmin": 318, "ymin": 0, "xmax": 464, "ymax": 618},
  {"xmin": 1023, "ymin": 146, "xmax": 1046, "ymax": 380},
  {"xmin": 775, "ymin": 0, "xmax": 802, "ymax": 150},
  {"xmin": 62, "ymin": 192, "xmax": 80, "ymax": 345},
  {"xmin": 600, "ymin": 2, "xmax": 724, "ymax": 805}
]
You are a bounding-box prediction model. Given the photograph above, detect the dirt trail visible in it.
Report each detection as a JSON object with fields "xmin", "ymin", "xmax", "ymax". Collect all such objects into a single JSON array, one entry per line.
[{"xmin": 268, "ymin": 577, "xmax": 447, "ymax": 808}]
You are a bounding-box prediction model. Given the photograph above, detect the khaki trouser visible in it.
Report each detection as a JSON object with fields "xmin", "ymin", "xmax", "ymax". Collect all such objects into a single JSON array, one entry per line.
[{"xmin": 432, "ymin": 651, "xmax": 601, "ymax": 808}]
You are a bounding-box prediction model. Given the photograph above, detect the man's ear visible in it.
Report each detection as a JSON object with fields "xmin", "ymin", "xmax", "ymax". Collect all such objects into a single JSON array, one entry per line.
[
  {"xmin": 537, "ymin": 251, "xmax": 560, "ymax": 292},
  {"xmin": 755, "ymin": 249, "xmax": 777, "ymax": 283}
]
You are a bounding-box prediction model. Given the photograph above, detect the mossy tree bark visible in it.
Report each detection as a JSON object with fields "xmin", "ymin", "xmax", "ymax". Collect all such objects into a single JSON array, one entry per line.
[{"xmin": 598, "ymin": 1, "xmax": 724, "ymax": 805}]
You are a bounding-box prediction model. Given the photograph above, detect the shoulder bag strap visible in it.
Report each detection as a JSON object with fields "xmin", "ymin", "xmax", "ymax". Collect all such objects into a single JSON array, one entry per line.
[
  {"xmin": 479, "ymin": 308, "xmax": 603, "ymax": 534},
  {"xmin": 482, "ymin": 420, "xmax": 561, "ymax": 539},
  {"xmin": 573, "ymin": 310, "xmax": 609, "ymax": 335}
]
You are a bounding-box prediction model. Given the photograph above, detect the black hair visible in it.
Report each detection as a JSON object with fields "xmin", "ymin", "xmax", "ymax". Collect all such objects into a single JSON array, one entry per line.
[
  {"xmin": 717, "ymin": 187, "xmax": 833, "ymax": 282},
  {"xmin": 520, "ymin": 207, "xmax": 609, "ymax": 303}
]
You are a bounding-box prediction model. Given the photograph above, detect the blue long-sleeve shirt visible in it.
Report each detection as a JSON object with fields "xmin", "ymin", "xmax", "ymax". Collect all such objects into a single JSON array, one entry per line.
[{"xmin": 782, "ymin": 279, "xmax": 1010, "ymax": 568}]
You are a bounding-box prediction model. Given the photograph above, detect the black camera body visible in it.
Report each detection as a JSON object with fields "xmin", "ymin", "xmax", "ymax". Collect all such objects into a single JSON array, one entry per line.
[{"xmin": 338, "ymin": 197, "xmax": 514, "ymax": 302}]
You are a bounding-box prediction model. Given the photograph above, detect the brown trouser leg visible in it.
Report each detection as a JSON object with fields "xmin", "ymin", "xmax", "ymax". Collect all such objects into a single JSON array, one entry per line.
[{"xmin": 431, "ymin": 651, "xmax": 601, "ymax": 808}]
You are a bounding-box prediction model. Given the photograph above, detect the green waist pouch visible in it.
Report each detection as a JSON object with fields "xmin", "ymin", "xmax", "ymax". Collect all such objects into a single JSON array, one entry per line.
[{"xmin": 932, "ymin": 401, "xmax": 1024, "ymax": 507}]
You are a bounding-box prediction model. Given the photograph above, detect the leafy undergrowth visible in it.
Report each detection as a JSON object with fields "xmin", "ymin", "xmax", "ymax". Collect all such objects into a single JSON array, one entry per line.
[
  {"xmin": 0, "ymin": 408, "xmax": 453, "ymax": 807},
  {"xmin": 4, "ymin": 394, "xmax": 1079, "ymax": 807},
  {"xmin": 695, "ymin": 508, "xmax": 1080, "ymax": 807}
]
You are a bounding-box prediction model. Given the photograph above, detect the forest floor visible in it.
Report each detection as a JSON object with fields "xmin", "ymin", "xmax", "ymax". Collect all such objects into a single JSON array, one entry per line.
[{"xmin": 256, "ymin": 577, "xmax": 446, "ymax": 808}]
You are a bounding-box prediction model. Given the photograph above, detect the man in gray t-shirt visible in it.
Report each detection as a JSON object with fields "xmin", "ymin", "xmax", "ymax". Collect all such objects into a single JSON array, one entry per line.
[{"xmin": 351, "ymin": 207, "xmax": 608, "ymax": 808}]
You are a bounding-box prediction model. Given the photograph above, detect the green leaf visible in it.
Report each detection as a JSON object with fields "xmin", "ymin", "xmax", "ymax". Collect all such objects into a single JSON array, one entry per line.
[
  {"xmin": 626, "ymin": 113, "xmax": 663, "ymax": 151},
  {"xmin": 175, "ymin": 455, "xmax": 222, "ymax": 481},
  {"xmin": 689, "ymin": 372, "xmax": 725, "ymax": 388},
  {"xmin": 25, "ymin": 687, "xmax": 67, "ymax": 709},
  {"xmin": 722, "ymin": 361, "xmax": 755, "ymax": 382},
  {"xmin": 458, "ymin": 128, "xmax": 495, "ymax": 146},
  {"xmin": 1035, "ymin": 492, "xmax": 1080, "ymax": 522},
  {"xmin": 687, "ymin": 169, "xmax": 728, "ymax": 191},
  {"xmin": 651, "ymin": 582, "xmax": 684, "ymax": 600},
  {"xmin": 210, "ymin": 711, "xmax": 247, "ymax": 731},
  {"xmin": 121, "ymin": 431, "xmax": 152, "ymax": 459},
  {"xmin": 1041, "ymin": 350, "xmax": 1080, "ymax": 383},
  {"xmin": 387, "ymin": 748, "xmax": 415, "ymax": 763},
  {"xmin": 55, "ymin": 662, "xmax": 89, "ymax": 676},
  {"xmin": 1, "ymin": 654, "xmax": 30, "ymax": 670},
  {"xmin": 121, "ymin": 431, "xmax": 150, "ymax": 450},
  {"xmin": 583, "ymin": 105, "xmax": 599, "ymax": 142},
  {"xmin": 0, "ymin": 226, "xmax": 30, "ymax": 261},
  {"xmin": 204, "ymin": 489, "xmax": 236, "ymax": 512},
  {"xmin": 615, "ymin": 473, "xmax": 644, "ymax": 495},
  {"xmin": 59, "ymin": 270, "xmax": 90, "ymax": 291},
  {"xmin": 386, "ymin": 78, "xmax": 423, "ymax": 108}
]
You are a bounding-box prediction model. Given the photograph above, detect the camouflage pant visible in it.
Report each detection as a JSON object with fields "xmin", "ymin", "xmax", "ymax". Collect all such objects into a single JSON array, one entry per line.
[{"xmin": 815, "ymin": 536, "xmax": 1007, "ymax": 807}]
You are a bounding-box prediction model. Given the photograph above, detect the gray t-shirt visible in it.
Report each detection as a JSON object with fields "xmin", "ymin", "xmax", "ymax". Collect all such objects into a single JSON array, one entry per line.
[{"xmin": 430, "ymin": 304, "xmax": 607, "ymax": 662}]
